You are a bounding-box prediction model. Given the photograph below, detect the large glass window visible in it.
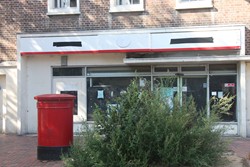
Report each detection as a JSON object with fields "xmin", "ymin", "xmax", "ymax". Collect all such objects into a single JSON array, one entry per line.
[
  {"xmin": 83, "ymin": 64, "xmax": 238, "ymax": 122},
  {"xmin": 117, "ymin": 0, "xmax": 140, "ymax": 5},
  {"xmin": 153, "ymin": 76, "xmax": 207, "ymax": 111},
  {"xmin": 109, "ymin": 0, "xmax": 144, "ymax": 12},
  {"xmin": 47, "ymin": 0, "xmax": 80, "ymax": 15},
  {"xmin": 176, "ymin": 0, "xmax": 213, "ymax": 9},
  {"xmin": 154, "ymin": 77, "xmax": 178, "ymax": 109},
  {"xmin": 87, "ymin": 77, "xmax": 150, "ymax": 120},
  {"xmin": 209, "ymin": 75, "xmax": 237, "ymax": 122},
  {"xmin": 182, "ymin": 77, "xmax": 207, "ymax": 111},
  {"xmin": 53, "ymin": 67, "xmax": 84, "ymax": 76}
]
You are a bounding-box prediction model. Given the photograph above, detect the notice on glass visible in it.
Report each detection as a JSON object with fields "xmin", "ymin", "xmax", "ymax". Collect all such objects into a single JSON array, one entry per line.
[
  {"xmin": 139, "ymin": 78, "xmax": 146, "ymax": 87},
  {"xmin": 182, "ymin": 86, "xmax": 187, "ymax": 92},
  {"xmin": 97, "ymin": 90, "xmax": 104, "ymax": 99},
  {"xmin": 218, "ymin": 91, "xmax": 223, "ymax": 98},
  {"xmin": 211, "ymin": 91, "xmax": 217, "ymax": 96},
  {"xmin": 203, "ymin": 83, "xmax": 207, "ymax": 88},
  {"xmin": 161, "ymin": 87, "xmax": 174, "ymax": 99}
]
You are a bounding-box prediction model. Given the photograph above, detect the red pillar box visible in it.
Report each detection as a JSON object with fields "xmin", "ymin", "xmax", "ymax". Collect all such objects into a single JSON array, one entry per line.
[{"xmin": 34, "ymin": 94, "xmax": 76, "ymax": 160}]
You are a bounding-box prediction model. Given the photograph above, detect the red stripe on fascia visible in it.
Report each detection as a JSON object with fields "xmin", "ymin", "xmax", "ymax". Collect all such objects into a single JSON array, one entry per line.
[{"xmin": 20, "ymin": 46, "xmax": 240, "ymax": 56}]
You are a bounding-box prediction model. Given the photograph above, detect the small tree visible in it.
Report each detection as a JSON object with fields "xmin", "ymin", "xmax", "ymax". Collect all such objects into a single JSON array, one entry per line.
[{"xmin": 63, "ymin": 78, "xmax": 232, "ymax": 167}]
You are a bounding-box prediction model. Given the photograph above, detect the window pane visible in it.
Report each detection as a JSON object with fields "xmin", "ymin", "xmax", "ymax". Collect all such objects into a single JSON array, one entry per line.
[
  {"xmin": 87, "ymin": 77, "xmax": 150, "ymax": 120},
  {"xmin": 153, "ymin": 77, "xmax": 178, "ymax": 109},
  {"xmin": 53, "ymin": 67, "xmax": 84, "ymax": 76},
  {"xmin": 182, "ymin": 77, "xmax": 207, "ymax": 111},
  {"xmin": 117, "ymin": 0, "xmax": 123, "ymax": 5},
  {"xmin": 131, "ymin": 0, "xmax": 140, "ymax": 4},
  {"xmin": 154, "ymin": 67, "xmax": 178, "ymax": 72},
  {"xmin": 87, "ymin": 66, "xmax": 151, "ymax": 76},
  {"xmin": 210, "ymin": 75, "xmax": 237, "ymax": 122},
  {"xmin": 116, "ymin": 0, "xmax": 140, "ymax": 5},
  {"xmin": 70, "ymin": 0, "xmax": 77, "ymax": 7},
  {"xmin": 209, "ymin": 64, "xmax": 237, "ymax": 72},
  {"xmin": 181, "ymin": 66, "xmax": 206, "ymax": 72},
  {"xmin": 54, "ymin": 0, "xmax": 58, "ymax": 8},
  {"xmin": 60, "ymin": 91, "xmax": 78, "ymax": 115}
]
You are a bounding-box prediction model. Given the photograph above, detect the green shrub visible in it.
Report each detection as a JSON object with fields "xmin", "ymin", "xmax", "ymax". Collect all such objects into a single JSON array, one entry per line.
[{"xmin": 63, "ymin": 78, "xmax": 230, "ymax": 167}]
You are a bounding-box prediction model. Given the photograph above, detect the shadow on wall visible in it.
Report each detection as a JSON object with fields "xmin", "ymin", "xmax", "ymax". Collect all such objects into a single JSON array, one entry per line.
[
  {"xmin": 0, "ymin": 0, "xmax": 47, "ymax": 62},
  {"xmin": 109, "ymin": 1, "xmax": 212, "ymax": 29},
  {"xmin": 246, "ymin": 28, "xmax": 250, "ymax": 55}
]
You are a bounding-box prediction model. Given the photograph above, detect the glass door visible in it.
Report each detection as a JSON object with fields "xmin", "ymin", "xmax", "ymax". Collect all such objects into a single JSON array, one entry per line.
[
  {"xmin": 209, "ymin": 75, "xmax": 237, "ymax": 122},
  {"xmin": 153, "ymin": 77, "xmax": 178, "ymax": 109},
  {"xmin": 182, "ymin": 77, "xmax": 207, "ymax": 111},
  {"xmin": 153, "ymin": 76, "xmax": 207, "ymax": 111}
]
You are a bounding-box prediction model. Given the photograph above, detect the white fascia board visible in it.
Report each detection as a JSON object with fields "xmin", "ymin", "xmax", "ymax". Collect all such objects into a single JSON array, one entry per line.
[
  {"xmin": 18, "ymin": 25, "xmax": 245, "ymax": 55},
  {"xmin": 123, "ymin": 55, "xmax": 250, "ymax": 64}
]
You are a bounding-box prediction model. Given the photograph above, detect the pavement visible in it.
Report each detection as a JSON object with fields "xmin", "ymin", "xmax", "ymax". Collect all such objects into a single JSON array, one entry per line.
[
  {"xmin": 0, "ymin": 134, "xmax": 250, "ymax": 167},
  {"xmin": 0, "ymin": 134, "xmax": 63, "ymax": 167}
]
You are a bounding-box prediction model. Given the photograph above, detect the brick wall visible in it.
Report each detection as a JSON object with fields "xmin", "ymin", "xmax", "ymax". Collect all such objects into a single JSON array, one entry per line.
[{"xmin": 1, "ymin": 0, "xmax": 250, "ymax": 61}]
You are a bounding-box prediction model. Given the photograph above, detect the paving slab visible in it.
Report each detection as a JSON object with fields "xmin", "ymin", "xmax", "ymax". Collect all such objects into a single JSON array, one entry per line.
[
  {"xmin": 0, "ymin": 134, "xmax": 63, "ymax": 167},
  {"xmin": 0, "ymin": 134, "xmax": 249, "ymax": 167}
]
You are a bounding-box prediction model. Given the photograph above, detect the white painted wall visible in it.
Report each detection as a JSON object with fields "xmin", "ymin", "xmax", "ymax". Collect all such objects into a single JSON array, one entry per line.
[
  {"xmin": 239, "ymin": 61, "xmax": 247, "ymax": 137},
  {"xmin": 246, "ymin": 63, "xmax": 250, "ymax": 137},
  {"xmin": 0, "ymin": 75, "xmax": 6, "ymax": 133},
  {"xmin": 53, "ymin": 78, "xmax": 87, "ymax": 122},
  {"xmin": 0, "ymin": 67, "xmax": 17, "ymax": 133},
  {"xmin": 26, "ymin": 55, "xmax": 59, "ymax": 133},
  {"xmin": 68, "ymin": 53, "xmax": 125, "ymax": 65}
]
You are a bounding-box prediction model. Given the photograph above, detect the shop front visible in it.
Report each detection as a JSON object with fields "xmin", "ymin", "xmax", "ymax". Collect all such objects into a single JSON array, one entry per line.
[{"xmin": 17, "ymin": 25, "xmax": 250, "ymax": 137}]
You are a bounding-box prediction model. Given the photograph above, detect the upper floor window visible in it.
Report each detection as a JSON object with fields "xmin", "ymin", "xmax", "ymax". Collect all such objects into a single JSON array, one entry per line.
[
  {"xmin": 117, "ymin": 0, "xmax": 140, "ymax": 5},
  {"xmin": 109, "ymin": 0, "xmax": 144, "ymax": 13},
  {"xmin": 47, "ymin": 0, "xmax": 80, "ymax": 15},
  {"xmin": 176, "ymin": 0, "xmax": 213, "ymax": 10}
]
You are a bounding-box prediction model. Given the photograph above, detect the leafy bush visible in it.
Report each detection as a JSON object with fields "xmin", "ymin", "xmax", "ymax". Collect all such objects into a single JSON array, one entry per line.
[{"xmin": 63, "ymin": 78, "xmax": 231, "ymax": 167}]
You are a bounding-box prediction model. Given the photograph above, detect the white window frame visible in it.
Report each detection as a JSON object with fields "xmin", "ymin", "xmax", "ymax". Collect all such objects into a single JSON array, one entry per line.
[
  {"xmin": 47, "ymin": 0, "xmax": 80, "ymax": 15},
  {"xmin": 109, "ymin": 0, "xmax": 144, "ymax": 13},
  {"xmin": 176, "ymin": 0, "xmax": 213, "ymax": 10}
]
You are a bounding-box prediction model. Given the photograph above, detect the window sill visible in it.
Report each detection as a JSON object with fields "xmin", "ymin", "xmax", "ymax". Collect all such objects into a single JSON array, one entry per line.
[
  {"xmin": 109, "ymin": 5, "xmax": 144, "ymax": 13},
  {"xmin": 176, "ymin": 3, "xmax": 213, "ymax": 10},
  {"xmin": 47, "ymin": 9, "xmax": 80, "ymax": 16}
]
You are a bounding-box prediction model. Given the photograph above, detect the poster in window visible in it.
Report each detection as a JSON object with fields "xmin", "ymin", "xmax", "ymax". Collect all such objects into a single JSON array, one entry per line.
[
  {"xmin": 60, "ymin": 91, "xmax": 78, "ymax": 115},
  {"xmin": 160, "ymin": 87, "xmax": 174, "ymax": 109},
  {"xmin": 97, "ymin": 90, "xmax": 104, "ymax": 99}
]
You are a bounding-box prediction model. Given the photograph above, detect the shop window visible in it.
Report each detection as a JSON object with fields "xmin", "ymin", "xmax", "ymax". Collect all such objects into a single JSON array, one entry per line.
[
  {"xmin": 181, "ymin": 66, "xmax": 206, "ymax": 72},
  {"xmin": 209, "ymin": 75, "xmax": 237, "ymax": 122},
  {"xmin": 84, "ymin": 64, "xmax": 238, "ymax": 123},
  {"xmin": 53, "ymin": 67, "xmax": 84, "ymax": 76},
  {"xmin": 209, "ymin": 64, "xmax": 237, "ymax": 73},
  {"xmin": 182, "ymin": 77, "xmax": 207, "ymax": 111},
  {"xmin": 153, "ymin": 76, "xmax": 207, "ymax": 112},
  {"xmin": 47, "ymin": 0, "xmax": 80, "ymax": 15},
  {"xmin": 154, "ymin": 67, "xmax": 178, "ymax": 73},
  {"xmin": 176, "ymin": 0, "xmax": 213, "ymax": 10},
  {"xmin": 87, "ymin": 66, "xmax": 151, "ymax": 77},
  {"xmin": 154, "ymin": 77, "xmax": 178, "ymax": 110},
  {"xmin": 109, "ymin": 0, "xmax": 144, "ymax": 13},
  {"xmin": 87, "ymin": 77, "xmax": 132, "ymax": 120},
  {"xmin": 87, "ymin": 77, "xmax": 149, "ymax": 120}
]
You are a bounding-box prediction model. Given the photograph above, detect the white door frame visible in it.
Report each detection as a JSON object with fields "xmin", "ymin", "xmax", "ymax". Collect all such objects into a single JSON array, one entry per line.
[{"xmin": 52, "ymin": 77, "xmax": 87, "ymax": 124}]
